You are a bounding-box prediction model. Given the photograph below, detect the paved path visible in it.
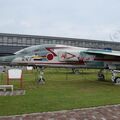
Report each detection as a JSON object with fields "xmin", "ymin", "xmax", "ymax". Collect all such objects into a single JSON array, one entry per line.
[
  {"xmin": 0, "ymin": 90, "xmax": 25, "ymax": 96},
  {"xmin": 0, "ymin": 104, "xmax": 120, "ymax": 120}
]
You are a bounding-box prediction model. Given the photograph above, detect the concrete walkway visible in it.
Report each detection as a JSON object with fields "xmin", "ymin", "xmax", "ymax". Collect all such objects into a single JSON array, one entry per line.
[
  {"xmin": 0, "ymin": 104, "xmax": 120, "ymax": 120},
  {"xmin": 0, "ymin": 90, "xmax": 25, "ymax": 96}
]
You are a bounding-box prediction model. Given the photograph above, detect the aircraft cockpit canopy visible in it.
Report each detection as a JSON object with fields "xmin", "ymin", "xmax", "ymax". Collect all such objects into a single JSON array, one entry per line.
[{"xmin": 15, "ymin": 45, "xmax": 42, "ymax": 55}]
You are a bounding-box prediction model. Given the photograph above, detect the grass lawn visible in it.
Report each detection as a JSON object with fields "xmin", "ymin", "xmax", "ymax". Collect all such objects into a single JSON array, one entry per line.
[{"xmin": 0, "ymin": 68, "xmax": 120, "ymax": 116}]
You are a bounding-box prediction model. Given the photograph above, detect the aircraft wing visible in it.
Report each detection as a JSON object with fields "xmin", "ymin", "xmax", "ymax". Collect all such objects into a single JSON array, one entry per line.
[{"xmin": 84, "ymin": 49, "xmax": 120, "ymax": 57}]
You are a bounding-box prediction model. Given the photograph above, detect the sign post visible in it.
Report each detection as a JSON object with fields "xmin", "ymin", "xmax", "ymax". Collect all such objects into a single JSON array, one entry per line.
[{"xmin": 7, "ymin": 69, "xmax": 23, "ymax": 89}]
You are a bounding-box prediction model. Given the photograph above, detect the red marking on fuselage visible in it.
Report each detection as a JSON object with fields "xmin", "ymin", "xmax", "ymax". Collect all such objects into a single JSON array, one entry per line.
[
  {"xmin": 61, "ymin": 53, "xmax": 66, "ymax": 59},
  {"xmin": 65, "ymin": 52, "xmax": 76, "ymax": 59},
  {"xmin": 47, "ymin": 54, "xmax": 54, "ymax": 60},
  {"xmin": 46, "ymin": 48, "xmax": 56, "ymax": 56},
  {"xmin": 46, "ymin": 47, "xmax": 67, "ymax": 56}
]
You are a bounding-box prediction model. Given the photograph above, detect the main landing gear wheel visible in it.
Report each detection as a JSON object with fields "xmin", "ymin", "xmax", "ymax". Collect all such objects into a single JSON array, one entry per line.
[
  {"xmin": 98, "ymin": 74, "xmax": 105, "ymax": 81},
  {"xmin": 114, "ymin": 77, "xmax": 120, "ymax": 84},
  {"xmin": 98, "ymin": 69, "xmax": 105, "ymax": 81},
  {"xmin": 111, "ymin": 70, "xmax": 120, "ymax": 85},
  {"xmin": 72, "ymin": 68, "xmax": 80, "ymax": 74}
]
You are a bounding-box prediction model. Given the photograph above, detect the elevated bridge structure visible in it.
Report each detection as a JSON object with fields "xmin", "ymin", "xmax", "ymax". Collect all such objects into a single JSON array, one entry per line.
[{"xmin": 0, "ymin": 33, "xmax": 120, "ymax": 56}]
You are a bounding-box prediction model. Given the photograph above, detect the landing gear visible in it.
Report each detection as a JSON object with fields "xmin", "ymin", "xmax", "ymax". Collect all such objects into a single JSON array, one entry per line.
[
  {"xmin": 111, "ymin": 70, "xmax": 120, "ymax": 84},
  {"xmin": 39, "ymin": 67, "xmax": 45, "ymax": 84},
  {"xmin": 114, "ymin": 77, "xmax": 120, "ymax": 84},
  {"xmin": 98, "ymin": 69, "xmax": 105, "ymax": 81},
  {"xmin": 72, "ymin": 68, "xmax": 80, "ymax": 74},
  {"xmin": 35, "ymin": 67, "xmax": 45, "ymax": 84},
  {"xmin": 98, "ymin": 69, "xmax": 120, "ymax": 84}
]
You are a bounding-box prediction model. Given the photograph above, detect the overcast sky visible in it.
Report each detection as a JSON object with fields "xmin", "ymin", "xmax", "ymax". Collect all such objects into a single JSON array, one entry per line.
[{"xmin": 0, "ymin": 0, "xmax": 120, "ymax": 41}]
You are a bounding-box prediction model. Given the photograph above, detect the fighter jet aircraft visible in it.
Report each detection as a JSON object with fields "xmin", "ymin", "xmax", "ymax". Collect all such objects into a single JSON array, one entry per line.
[{"xmin": 1, "ymin": 44, "xmax": 120, "ymax": 84}]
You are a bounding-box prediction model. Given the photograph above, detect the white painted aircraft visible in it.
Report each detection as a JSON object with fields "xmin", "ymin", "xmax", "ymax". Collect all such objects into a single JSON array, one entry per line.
[{"xmin": 1, "ymin": 44, "xmax": 120, "ymax": 84}]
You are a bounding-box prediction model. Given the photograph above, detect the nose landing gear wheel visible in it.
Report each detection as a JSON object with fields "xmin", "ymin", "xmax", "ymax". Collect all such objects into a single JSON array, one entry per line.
[{"xmin": 38, "ymin": 77, "xmax": 45, "ymax": 84}]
